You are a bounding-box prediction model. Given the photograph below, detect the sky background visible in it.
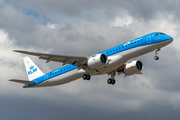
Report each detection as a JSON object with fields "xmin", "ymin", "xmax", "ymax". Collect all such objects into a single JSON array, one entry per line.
[{"xmin": 0, "ymin": 0, "xmax": 180, "ymax": 120}]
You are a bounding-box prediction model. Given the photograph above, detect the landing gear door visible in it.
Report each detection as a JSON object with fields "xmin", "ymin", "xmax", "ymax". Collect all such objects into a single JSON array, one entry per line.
[{"xmin": 147, "ymin": 35, "xmax": 151, "ymax": 44}]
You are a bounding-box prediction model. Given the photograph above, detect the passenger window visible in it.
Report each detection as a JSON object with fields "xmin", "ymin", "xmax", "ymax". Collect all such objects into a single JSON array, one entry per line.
[
  {"xmin": 119, "ymin": 47, "xmax": 120, "ymax": 49},
  {"xmin": 122, "ymin": 46, "xmax": 124, "ymax": 48}
]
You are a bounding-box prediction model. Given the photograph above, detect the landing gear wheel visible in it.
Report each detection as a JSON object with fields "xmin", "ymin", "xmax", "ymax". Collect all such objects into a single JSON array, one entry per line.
[
  {"xmin": 83, "ymin": 74, "xmax": 87, "ymax": 80},
  {"xmin": 111, "ymin": 79, "xmax": 116, "ymax": 85},
  {"xmin": 107, "ymin": 78, "xmax": 116, "ymax": 85},
  {"xmin": 82, "ymin": 74, "xmax": 91, "ymax": 80},
  {"xmin": 107, "ymin": 78, "xmax": 112, "ymax": 84},
  {"xmin": 154, "ymin": 56, "xmax": 159, "ymax": 60},
  {"xmin": 86, "ymin": 75, "xmax": 91, "ymax": 80}
]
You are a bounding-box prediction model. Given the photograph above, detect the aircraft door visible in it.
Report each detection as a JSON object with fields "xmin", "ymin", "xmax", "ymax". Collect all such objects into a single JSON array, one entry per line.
[
  {"xmin": 147, "ymin": 35, "xmax": 151, "ymax": 44},
  {"xmin": 44, "ymin": 74, "xmax": 48, "ymax": 80}
]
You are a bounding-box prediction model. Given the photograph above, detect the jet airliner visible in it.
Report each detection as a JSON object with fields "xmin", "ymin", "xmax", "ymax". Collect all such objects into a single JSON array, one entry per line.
[{"xmin": 9, "ymin": 32, "xmax": 173, "ymax": 88}]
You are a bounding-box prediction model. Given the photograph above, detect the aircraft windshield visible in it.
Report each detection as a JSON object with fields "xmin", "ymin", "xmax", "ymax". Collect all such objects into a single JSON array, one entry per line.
[{"xmin": 155, "ymin": 33, "xmax": 166, "ymax": 36}]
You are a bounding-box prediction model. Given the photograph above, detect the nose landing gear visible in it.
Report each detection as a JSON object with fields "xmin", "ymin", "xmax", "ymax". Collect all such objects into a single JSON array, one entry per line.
[{"xmin": 154, "ymin": 48, "xmax": 160, "ymax": 60}]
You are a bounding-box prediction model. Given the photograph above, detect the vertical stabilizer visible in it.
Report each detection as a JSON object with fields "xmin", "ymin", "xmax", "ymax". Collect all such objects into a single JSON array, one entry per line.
[{"xmin": 23, "ymin": 57, "xmax": 44, "ymax": 81}]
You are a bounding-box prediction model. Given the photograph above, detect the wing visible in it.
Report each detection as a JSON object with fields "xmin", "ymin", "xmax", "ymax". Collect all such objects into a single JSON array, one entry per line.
[{"xmin": 13, "ymin": 50, "xmax": 88, "ymax": 66}]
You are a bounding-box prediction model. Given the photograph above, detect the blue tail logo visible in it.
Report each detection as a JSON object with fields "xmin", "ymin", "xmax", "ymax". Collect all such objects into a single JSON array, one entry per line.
[{"xmin": 28, "ymin": 65, "xmax": 37, "ymax": 75}]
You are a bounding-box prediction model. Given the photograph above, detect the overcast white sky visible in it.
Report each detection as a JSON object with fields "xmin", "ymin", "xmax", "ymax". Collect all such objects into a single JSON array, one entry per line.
[{"xmin": 0, "ymin": 0, "xmax": 180, "ymax": 120}]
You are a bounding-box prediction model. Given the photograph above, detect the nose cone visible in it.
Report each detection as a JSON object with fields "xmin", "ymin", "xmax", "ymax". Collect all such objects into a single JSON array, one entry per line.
[{"xmin": 165, "ymin": 35, "xmax": 173, "ymax": 43}]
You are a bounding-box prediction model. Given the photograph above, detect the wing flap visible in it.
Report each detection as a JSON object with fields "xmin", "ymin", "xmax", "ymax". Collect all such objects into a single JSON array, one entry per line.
[{"xmin": 9, "ymin": 79, "xmax": 36, "ymax": 84}]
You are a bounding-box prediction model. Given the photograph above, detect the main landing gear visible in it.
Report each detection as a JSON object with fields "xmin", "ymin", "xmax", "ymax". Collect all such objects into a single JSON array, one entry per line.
[
  {"xmin": 82, "ymin": 68, "xmax": 117, "ymax": 85},
  {"xmin": 82, "ymin": 67, "xmax": 91, "ymax": 80},
  {"xmin": 107, "ymin": 71, "xmax": 116, "ymax": 85},
  {"xmin": 154, "ymin": 48, "xmax": 160, "ymax": 60},
  {"xmin": 107, "ymin": 78, "xmax": 116, "ymax": 85},
  {"xmin": 82, "ymin": 74, "xmax": 91, "ymax": 80}
]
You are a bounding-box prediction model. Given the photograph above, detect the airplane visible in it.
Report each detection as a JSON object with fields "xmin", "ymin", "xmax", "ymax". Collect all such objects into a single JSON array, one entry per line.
[{"xmin": 9, "ymin": 32, "xmax": 173, "ymax": 88}]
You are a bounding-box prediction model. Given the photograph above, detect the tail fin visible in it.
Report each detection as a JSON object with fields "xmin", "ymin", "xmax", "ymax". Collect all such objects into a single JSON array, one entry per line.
[{"xmin": 23, "ymin": 57, "xmax": 44, "ymax": 81}]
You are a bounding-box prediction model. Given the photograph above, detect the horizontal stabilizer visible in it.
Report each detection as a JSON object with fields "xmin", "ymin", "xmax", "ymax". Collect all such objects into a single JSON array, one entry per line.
[{"xmin": 9, "ymin": 79, "xmax": 36, "ymax": 84}]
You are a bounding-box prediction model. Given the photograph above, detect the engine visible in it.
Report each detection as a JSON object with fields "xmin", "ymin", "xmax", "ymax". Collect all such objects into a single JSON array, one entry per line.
[
  {"xmin": 87, "ymin": 54, "xmax": 108, "ymax": 69},
  {"xmin": 124, "ymin": 60, "xmax": 144, "ymax": 76}
]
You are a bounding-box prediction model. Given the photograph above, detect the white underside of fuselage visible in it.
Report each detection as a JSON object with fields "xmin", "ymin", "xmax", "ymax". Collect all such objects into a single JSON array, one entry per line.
[{"xmin": 33, "ymin": 40, "xmax": 172, "ymax": 88}]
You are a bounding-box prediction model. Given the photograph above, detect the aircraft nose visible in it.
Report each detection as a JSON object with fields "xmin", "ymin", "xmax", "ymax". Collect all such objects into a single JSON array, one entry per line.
[{"xmin": 165, "ymin": 35, "xmax": 173, "ymax": 43}]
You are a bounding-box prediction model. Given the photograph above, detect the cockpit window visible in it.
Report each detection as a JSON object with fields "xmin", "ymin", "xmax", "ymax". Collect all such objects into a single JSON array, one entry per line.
[
  {"xmin": 155, "ymin": 33, "xmax": 159, "ymax": 36},
  {"xmin": 155, "ymin": 33, "xmax": 166, "ymax": 36},
  {"xmin": 159, "ymin": 33, "xmax": 166, "ymax": 35}
]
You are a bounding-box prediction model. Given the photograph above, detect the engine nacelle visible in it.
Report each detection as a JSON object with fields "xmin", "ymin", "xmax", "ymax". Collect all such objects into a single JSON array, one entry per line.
[
  {"xmin": 87, "ymin": 54, "xmax": 107, "ymax": 69},
  {"xmin": 124, "ymin": 60, "xmax": 144, "ymax": 76}
]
